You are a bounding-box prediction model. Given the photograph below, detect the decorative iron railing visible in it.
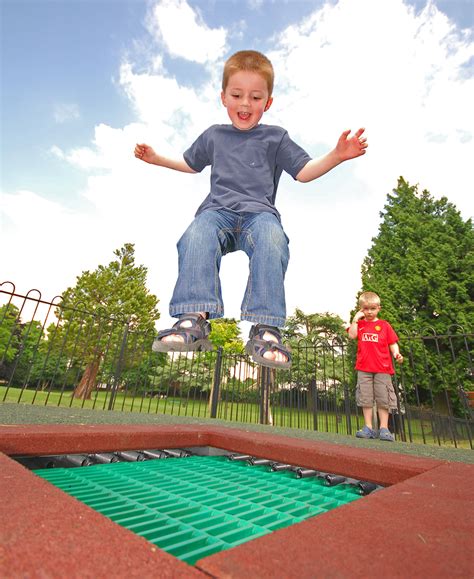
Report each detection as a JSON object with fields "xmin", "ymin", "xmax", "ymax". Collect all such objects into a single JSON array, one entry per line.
[{"xmin": 1, "ymin": 282, "xmax": 472, "ymax": 448}]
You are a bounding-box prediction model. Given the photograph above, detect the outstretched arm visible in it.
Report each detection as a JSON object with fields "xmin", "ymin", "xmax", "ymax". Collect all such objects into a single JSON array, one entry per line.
[
  {"xmin": 296, "ymin": 128, "xmax": 367, "ymax": 183},
  {"xmin": 134, "ymin": 143, "xmax": 196, "ymax": 174}
]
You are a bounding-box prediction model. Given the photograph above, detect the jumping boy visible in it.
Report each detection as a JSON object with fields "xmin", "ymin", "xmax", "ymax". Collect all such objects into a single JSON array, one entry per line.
[
  {"xmin": 348, "ymin": 291, "xmax": 403, "ymax": 441},
  {"xmin": 135, "ymin": 50, "xmax": 368, "ymax": 369}
]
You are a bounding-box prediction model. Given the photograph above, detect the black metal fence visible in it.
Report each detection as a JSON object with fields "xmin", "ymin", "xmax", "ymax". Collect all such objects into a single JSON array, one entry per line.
[{"xmin": 1, "ymin": 282, "xmax": 472, "ymax": 449}]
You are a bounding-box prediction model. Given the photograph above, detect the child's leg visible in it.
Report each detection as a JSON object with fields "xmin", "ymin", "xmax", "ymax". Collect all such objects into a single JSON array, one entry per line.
[
  {"xmin": 239, "ymin": 213, "xmax": 290, "ymax": 366},
  {"xmin": 373, "ymin": 373, "xmax": 397, "ymax": 429},
  {"xmin": 356, "ymin": 372, "xmax": 375, "ymax": 425},
  {"xmin": 169, "ymin": 210, "xmax": 234, "ymax": 319},
  {"xmin": 377, "ymin": 407, "xmax": 389, "ymax": 429},
  {"xmin": 362, "ymin": 406, "xmax": 374, "ymax": 428},
  {"xmin": 239, "ymin": 212, "xmax": 289, "ymax": 327},
  {"xmin": 355, "ymin": 372, "xmax": 377, "ymax": 438},
  {"xmin": 374, "ymin": 373, "xmax": 397, "ymax": 441},
  {"xmin": 155, "ymin": 210, "xmax": 236, "ymax": 349}
]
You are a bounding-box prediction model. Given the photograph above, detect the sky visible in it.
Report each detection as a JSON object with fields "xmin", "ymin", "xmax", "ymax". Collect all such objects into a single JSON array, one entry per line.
[{"xmin": 1, "ymin": 0, "xmax": 473, "ymax": 334}]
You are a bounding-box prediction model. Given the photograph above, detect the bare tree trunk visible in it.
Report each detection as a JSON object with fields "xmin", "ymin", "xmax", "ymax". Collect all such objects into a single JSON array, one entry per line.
[{"xmin": 73, "ymin": 355, "xmax": 101, "ymax": 400}]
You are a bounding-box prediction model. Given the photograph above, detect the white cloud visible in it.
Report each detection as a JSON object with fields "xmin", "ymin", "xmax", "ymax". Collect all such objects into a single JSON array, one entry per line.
[
  {"xmin": 147, "ymin": 0, "xmax": 227, "ymax": 64},
  {"xmin": 3, "ymin": 0, "xmax": 473, "ymax": 330},
  {"xmin": 52, "ymin": 123, "xmax": 143, "ymax": 171},
  {"xmin": 118, "ymin": 61, "xmax": 221, "ymax": 147},
  {"xmin": 266, "ymin": 0, "xmax": 474, "ymax": 214},
  {"xmin": 0, "ymin": 190, "xmax": 105, "ymax": 298}
]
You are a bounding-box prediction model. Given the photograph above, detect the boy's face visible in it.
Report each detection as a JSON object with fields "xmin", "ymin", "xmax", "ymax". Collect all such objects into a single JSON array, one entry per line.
[
  {"xmin": 360, "ymin": 303, "xmax": 381, "ymax": 321},
  {"xmin": 221, "ymin": 70, "xmax": 273, "ymax": 131}
]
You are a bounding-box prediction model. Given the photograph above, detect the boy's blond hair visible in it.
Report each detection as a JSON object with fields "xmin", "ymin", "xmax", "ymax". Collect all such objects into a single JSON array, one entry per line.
[
  {"xmin": 358, "ymin": 291, "xmax": 381, "ymax": 307},
  {"xmin": 222, "ymin": 50, "xmax": 274, "ymax": 95}
]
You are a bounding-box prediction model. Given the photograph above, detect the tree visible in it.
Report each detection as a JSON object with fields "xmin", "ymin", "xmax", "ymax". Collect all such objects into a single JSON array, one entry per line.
[
  {"xmin": 0, "ymin": 304, "xmax": 21, "ymax": 371},
  {"xmin": 360, "ymin": 177, "xmax": 473, "ymax": 332},
  {"xmin": 8, "ymin": 321, "xmax": 44, "ymax": 387},
  {"xmin": 358, "ymin": 178, "xmax": 473, "ymax": 411},
  {"xmin": 284, "ymin": 308, "xmax": 347, "ymax": 343},
  {"xmin": 58, "ymin": 244, "xmax": 160, "ymax": 399},
  {"xmin": 281, "ymin": 309, "xmax": 350, "ymax": 412},
  {"xmin": 209, "ymin": 318, "xmax": 244, "ymax": 353},
  {"xmin": 0, "ymin": 305, "xmax": 50, "ymax": 390}
]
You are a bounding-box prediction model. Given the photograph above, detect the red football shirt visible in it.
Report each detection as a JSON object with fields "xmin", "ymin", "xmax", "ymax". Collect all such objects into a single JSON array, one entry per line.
[{"xmin": 355, "ymin": 319, "xmax": 399, "ymax": 374}]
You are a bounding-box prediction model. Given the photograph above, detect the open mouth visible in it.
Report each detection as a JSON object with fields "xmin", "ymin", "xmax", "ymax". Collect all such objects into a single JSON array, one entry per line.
[{"xmin": 238, "ymin": 112, "xmax": 251, "ymax": 121}]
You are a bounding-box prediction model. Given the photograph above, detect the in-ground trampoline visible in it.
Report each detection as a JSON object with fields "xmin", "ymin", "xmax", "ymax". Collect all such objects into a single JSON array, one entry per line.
[
  {"xmin": 1, "ymin": 423, "xmax": 473, "ymax": 578},
  {"xmin": 24, "ymin": 448, "xmax": 380, "ymax": 565}
]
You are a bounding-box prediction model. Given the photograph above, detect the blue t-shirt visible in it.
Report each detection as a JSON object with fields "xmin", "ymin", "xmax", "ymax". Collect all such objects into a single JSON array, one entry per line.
[{"xmin": 183, "ymin": 124, "xmax": 311, "ymax": 220}]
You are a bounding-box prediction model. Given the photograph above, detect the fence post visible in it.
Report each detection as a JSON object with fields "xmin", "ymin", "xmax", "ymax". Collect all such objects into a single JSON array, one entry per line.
[
  {"xmin": 209, "ymin": 347, "xmax": 223, "ymax": 418},
  {"xmin": 259, "ymin": 366, "xmax": 273, "ymax": 425},
  {"xmin": 392, "ymin": 372, "xmax": 406, "ymax": 442},
  {"xmin": 344, "ymin": 383, "xmax": 352, "ymax": 435},
  {"xmin": 309, "ymin": 380, "xmax": 318, "ymax": 431},
  {"xmin": 108, "ymin": 319, "xmax": 129, "ymax": 411}
]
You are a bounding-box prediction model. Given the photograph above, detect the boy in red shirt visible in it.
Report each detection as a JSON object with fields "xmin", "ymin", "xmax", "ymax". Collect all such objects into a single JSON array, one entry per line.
[{"xmin": 348, "ymin": 291, "xmax": 403, "ymax": 441}]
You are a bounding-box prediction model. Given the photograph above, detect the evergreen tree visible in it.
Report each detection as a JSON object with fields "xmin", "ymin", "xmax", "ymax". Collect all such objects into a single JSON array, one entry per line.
[
  {"xmin": 360, "ymin": 177, "xmax": 473, "ymax": 332},
  {"xmin": 58, "ymin": 244, "xmax": 160, "ymax": 399}
]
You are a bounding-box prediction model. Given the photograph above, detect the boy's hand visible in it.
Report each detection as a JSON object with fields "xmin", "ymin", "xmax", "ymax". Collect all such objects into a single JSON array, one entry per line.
[
  {"xmin": 394, "ymin": 352, "xmax": 404, "ymax": 364},
  {"xmin": 336, "ymin": 128, "xmax": 367, "ymax": 161},
  {"xmin": 352, "ymin": 310, "xmax": 365, "ymax": 323},
  {"xmin": 134, "ymin": 143, "xmax": 157, "ymax": 164}
]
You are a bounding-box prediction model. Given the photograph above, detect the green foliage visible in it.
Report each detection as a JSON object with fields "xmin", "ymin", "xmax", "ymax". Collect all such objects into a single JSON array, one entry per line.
[
  {"xmin": 0, "ymin": 306, "xmax": 59, "ymax": 389},
  {"xmin": 60, "ymin": 243, "xmax": 159, "ymax": 332},
  {"xmin": 360, "ymin": 177, "xmax": 473, "ymax": 332},
  {"xmin": 284, "ymin": 308, "xmax": 347, "ymax": 343},
  {"xmin": 209, "ymin": 318, "xmax": 244, "ymax": 353},
  {"xmin": 9, "ymin": 321, "xmax": 44, "ymax": 384},
  {"xmin": 0, "ymin": 304, "xmax": 20, "ymax": 368}
]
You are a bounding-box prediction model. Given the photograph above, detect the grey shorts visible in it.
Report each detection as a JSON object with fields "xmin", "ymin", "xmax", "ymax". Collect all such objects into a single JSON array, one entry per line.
[{"xmin": 356, "ymin": 371, "xmax": 398, "ymax": 410}]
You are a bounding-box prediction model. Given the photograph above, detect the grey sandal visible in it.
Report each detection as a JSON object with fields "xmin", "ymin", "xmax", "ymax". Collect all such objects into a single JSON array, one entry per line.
[
  {"xmin": 245, "ymin": 324, "xmax": 292, "ymax": 369},
  {"xmin": 152, "ymin": 314, "xmax": 213, "ymax": 352}
]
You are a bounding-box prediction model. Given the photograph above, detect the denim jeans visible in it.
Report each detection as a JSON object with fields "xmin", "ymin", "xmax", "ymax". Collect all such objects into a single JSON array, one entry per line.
[{"xmin": 169, "ymin": 209, "xmax": 290, "ymax": 327}]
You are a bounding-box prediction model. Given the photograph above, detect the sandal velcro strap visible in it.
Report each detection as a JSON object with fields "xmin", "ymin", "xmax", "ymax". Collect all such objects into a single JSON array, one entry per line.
[
  {"xmin": 246, "ymin": 324, "xmax": 291, "ymax": 369},
  {"xmin": 249, "ymin": 323, "xmax": 283, "ymax": 341},
  {"xmin": 152, "ymin": 313, "xmax": 212, "ymax": 353}
]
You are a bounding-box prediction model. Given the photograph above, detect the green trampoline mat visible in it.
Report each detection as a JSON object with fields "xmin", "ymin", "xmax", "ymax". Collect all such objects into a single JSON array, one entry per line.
[{"xmin": 34, "ymin": 456, "xmax": 363, "ymax": 565}]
